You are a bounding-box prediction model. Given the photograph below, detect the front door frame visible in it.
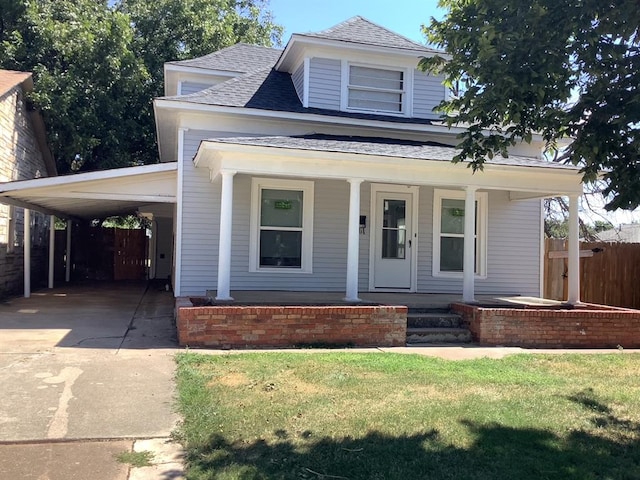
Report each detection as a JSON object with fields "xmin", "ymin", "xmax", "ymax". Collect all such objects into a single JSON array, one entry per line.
[{"xmin": 369, "ymin": 183, "xmax": 419, "ymax": 292}]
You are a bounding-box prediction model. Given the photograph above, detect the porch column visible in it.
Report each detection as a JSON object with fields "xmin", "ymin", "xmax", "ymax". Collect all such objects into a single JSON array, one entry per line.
[
  {"xmin": 24, "ymin": 209, "xmax": 31, "ymax": 298},
  {"xmin": 462, "ymin": 186, "xmax": 477, "ymax": 302},
  {"xmin": 65, "ymin": 220, "xmax": 72, "ymax": 282},
  {"xmin": 48, "ymin": 215, "xmax": 55, "ymax": 288},
  {"xmin": 215, "ymin": 170, "xmax": 236, "ymax": 301},
  {"xmin": 344, "ymin": 178, "xmax": 363, "ymax": 302},
  {"xmin": 567, "ymin": 194, "xmax": 580, "ymax": 304}
]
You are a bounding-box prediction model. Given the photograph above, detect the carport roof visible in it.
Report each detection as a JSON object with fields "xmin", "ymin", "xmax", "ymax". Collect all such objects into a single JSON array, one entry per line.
[{"xmin": 0, "ymin": 163, "xmax": 177, "ymax": 220}]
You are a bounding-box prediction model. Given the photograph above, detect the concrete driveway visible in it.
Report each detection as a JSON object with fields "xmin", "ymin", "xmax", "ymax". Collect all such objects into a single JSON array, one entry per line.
[{"xmin": 0, "ymin": 281, "xmax": 183, "ymax": 479}]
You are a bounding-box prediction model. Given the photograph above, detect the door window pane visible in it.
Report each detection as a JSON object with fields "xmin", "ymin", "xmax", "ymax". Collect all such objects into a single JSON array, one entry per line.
[
  {"xmin": 260, "ymin": 189, "xmax": 303, "ymax": 228},
  {"xmin": 259, "ymin": 230, "xmax": 302, "ymax": 267},
  {"xmin": 382, "ymin": 199, "xmax": 406, "ymax": 259}
]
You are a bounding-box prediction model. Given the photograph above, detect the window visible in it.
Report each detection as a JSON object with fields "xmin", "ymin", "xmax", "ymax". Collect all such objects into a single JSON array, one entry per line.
[
  {"xmin": 250, "ymin": 178, "xmax": 314, "ymax": 273},
  {"xmin": 347, "ymin": 65, "xmax": 405, "ymax": 114},
  {"xmin": 432, "ymin": 189, "xmax": 487, "ymax": 277}
]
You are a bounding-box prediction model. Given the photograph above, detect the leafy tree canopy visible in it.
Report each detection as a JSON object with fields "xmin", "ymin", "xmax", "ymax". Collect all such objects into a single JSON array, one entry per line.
[
  {"xmin": 421, "ymin": 0, "xmax": 640, "ymax": 211},
  {"xmin": 0, "ymin": 0, "xmax": 282, "ymax": 174}
]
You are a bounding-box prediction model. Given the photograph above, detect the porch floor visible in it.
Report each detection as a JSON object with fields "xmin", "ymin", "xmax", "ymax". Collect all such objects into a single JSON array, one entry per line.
[{"xmin": 203, "ymin": 291, "xmax": 565, "ymax": 310}]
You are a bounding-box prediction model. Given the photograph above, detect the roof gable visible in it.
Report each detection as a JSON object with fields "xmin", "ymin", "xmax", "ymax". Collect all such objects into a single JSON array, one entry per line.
[{"xmin": 298, "ymin": 16, "xmax": 436, "ymax": 53}]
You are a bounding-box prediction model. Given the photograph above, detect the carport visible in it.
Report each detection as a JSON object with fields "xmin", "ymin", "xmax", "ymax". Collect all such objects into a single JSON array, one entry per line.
[{"xmin": 0, "ymin": 162, "xmax": 177, "ymax": 296}]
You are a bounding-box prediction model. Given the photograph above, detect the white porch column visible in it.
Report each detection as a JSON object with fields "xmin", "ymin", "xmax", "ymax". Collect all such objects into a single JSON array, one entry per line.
[
  {"xmin": 215, "ymin": 170, "xmax": 236, "ymax": 301},
  {"xmin": 24, "ymin": 209, "xmax": 31, "ymax": 298},
  {"xmin": 567, "ymin": 194, "xmax": 581, "ymax": 304},
  {"xmin": 462, "ymin": 186, "xmax": 477, "ymax": 302},
  {"xmin": 65, "ymin": 220, "xmax": 72, "ymax": 282},
  {"xmin": 344, "ymin": 178, "xmax": 363, "ymax": 302},
  {"xmin": 48, "ymin": 215, "xmax": 55, "ymax": 288}
]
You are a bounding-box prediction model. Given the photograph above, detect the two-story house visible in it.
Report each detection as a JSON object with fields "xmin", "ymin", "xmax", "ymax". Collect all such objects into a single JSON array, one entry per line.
[
  {"xmin": 155, "ymin": 16, "xmax": 582, "ymax": 302},
  {"xmin": 0, "ymin": 17, "xmax": 584, "ymax": 305}
]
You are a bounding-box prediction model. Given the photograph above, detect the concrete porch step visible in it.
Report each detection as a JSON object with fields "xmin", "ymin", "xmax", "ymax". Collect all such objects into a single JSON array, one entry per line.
[
  {"xmin": 407, "ymin": 312, "xmax": 465, "ymax": 329},
  {"xmin": 406, "ymin": 327, "xmax": 472, "ymax": 344}
]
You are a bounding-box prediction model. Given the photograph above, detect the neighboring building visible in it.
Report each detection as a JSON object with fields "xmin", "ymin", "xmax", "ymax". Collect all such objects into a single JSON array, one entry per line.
[
  {"xmin": 0, "ymin": 70, "xmax": 56, "ymax": 297},
  {"xmin": 598, "ymin": 224, "xmax": 640, "ymax": 243},
  {"xmin": 0, "ymin": 17, "xmax": 584, "ymax": 302}
]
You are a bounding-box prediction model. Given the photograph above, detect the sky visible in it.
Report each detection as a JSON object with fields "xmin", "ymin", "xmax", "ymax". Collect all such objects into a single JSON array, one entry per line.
[
  {"xmin": 268, "ymin": 0, "xmax": 444, "ymax": 46},
  {"xmin": 266, "ymin": 0, "xmax": 639, "ymax": 227}
]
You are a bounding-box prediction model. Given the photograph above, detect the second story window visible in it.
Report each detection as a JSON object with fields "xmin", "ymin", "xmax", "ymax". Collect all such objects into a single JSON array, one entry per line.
[{"xmin": 347, "ymin": 65, "xmax": 405, "ymax": 114}]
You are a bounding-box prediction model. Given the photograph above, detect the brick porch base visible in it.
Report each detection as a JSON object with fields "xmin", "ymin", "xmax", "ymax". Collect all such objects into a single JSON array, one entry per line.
[
  {"xmin": 451, "ymin": 303, "xmax": 640, "ymax": 348},
  {"xmin": 175, "ymin": 297, "xmax": 407, "ymax": 348}
]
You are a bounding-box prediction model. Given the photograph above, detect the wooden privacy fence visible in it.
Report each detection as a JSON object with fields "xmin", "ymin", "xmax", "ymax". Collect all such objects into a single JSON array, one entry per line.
[{"xmin": 545, "ymin": 238, "xmax": 640, "ymax": 309}]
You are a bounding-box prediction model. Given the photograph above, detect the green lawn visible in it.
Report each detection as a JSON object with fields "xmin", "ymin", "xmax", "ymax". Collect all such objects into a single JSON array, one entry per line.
[{"xmin": 174, "ymin": 352, "xmax": 640, "ymax": 480}]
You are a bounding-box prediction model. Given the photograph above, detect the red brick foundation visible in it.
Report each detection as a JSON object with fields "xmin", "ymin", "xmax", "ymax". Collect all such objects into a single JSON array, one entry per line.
[
  {"xmin": 451, "ymin": 303, "xmax": 640, "ymax": 348},
  {"xmin": 176, "ymin": 297, "xmax": 407, "ymax": 348}
]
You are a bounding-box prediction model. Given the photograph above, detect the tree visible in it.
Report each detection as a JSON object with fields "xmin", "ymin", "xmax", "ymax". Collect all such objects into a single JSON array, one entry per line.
[
  {"xmin": 421, "ymin": 0, "xmax": 640, "ymax": 211},
  {"xmin": 0, "ymin": 0, "xmax": 282, "ymax": 174}
]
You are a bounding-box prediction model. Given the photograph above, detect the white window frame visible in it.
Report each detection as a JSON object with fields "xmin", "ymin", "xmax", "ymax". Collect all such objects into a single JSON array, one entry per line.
[
  {"xmin": 249, "ymin": 177, "xmax": 314, "ymax": 274},
  {"xmin": 341, "ymin": 62, "xmax": 410, "ymax": 116},
  {"xmin": 432, "ymin": 189, "xmax": 488, "ymax": 278}
]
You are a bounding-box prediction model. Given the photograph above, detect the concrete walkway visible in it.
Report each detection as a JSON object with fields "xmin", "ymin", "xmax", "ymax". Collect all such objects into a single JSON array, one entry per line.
[{"xmin": 0, "ymin": 281, "xmax": 183, "ymax": 479}]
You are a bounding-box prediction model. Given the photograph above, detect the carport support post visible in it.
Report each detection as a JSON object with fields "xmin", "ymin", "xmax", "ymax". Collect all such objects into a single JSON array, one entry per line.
[
  {"xmin": 48, "ymin": 215, "xmax": 55, "ymax": 288},
  {"xmin": 24, "ymin": 208, "xmax": 31, "ymax": 298},
  {"xmin": 65, "ymin": 220, "xmax": 72, "ymax": 282},
  {"xmin": 567, "ymin": 194, "xmax": 580, "ymax": 304},
  {"xmin": 215, "ymin": 170, "xmax": 236, "ymax": 301},
  {"xmin": 462, "ymin": 186, "xmax": 477, "ymax": 303},
  {"xmin": 344, "ymin": 178, "xmax": 363, "ymax": 302}
]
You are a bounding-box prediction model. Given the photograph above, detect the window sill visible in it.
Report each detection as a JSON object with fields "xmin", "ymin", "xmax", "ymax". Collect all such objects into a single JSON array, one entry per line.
[
  {"xmin": 432, "ymin": 271, "xmax": 487, "ymax": 280},
  {"xmin": 250, "ymin": 268, "xmax": 313, "ymax": 275}
]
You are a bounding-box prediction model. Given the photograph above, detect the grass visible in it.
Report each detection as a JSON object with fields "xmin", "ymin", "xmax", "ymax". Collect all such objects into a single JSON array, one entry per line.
[
  {"xmin": 114, "ymin": 450, "xmax": 154, "ymax": 468},
  {"xmin": 174, "ymin": 352, "xmax": 640, "ymax": 480}
]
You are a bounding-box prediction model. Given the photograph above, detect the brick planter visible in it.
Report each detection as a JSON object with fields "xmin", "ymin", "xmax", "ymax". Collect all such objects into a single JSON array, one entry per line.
[
  {"xmin": 451, "ymin": 303, "xmax": 640, "ymax": 348},
  {"xmin": 175, "ymin": 297, "xmax": 407, "ymax": 348}
]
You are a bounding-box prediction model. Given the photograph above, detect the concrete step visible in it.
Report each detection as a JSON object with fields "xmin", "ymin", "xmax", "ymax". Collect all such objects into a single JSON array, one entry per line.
[
  {"xmin": 407, "ymin": 312, "xmax": 465, "ymax": 328},
  {"xmin": 406, "ymin": 327, "xmax": 472, "ymax": 344}
]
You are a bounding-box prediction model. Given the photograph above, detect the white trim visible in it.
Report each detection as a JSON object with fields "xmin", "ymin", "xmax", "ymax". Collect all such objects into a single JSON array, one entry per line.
[
  {"xmin": 0, "ymin": 162, "xmax": 177, "ymax": 193},
  {"xmin": 249, "ymin": 177, "xmax": 314, "ymax": 274},
  {"xmin": 345, "ymin": 178, "xmax": 364, "ymax": 301},
  {"xmin": 174, "ymin": 129, "xmax": 186, "ymax": 296},
  {"xmin": 432, "ymin": 189, "xmax": 488, "ymax": 279},
  {"xmin": 368, "ymin": 183, "xmax": 419, "ymax": 292},
  {"xmin": 302, "ymin": 57, "xmax": 310, "ymax": 108}
]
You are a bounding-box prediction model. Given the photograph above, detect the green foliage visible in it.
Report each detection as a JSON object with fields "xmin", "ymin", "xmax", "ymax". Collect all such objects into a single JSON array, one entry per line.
[
  {"xmin": 0, "ymin": 0, "xmax": 282, "ymax": 174},
  {"xmin": 421, "ymin": 0, "xmax": 640, "ymax": 211},
  {"xmin": 114, "ymin": 450, "xmax": 154, "ymax": 467}
]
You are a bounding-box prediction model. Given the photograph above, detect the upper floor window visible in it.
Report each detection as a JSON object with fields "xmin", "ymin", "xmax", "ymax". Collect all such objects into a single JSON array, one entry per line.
[{"xmin": 347, "ymin": 65, "xmax": 405, "ymax": 114}]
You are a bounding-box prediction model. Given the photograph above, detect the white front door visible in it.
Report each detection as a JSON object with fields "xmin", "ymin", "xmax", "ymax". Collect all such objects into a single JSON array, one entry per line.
[{"xmin": 372, "ymin": 190, "xmax": 415, "ymax": 289}]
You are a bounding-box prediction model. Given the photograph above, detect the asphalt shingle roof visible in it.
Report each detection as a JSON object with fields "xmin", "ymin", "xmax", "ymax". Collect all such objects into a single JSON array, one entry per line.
[
  {"xmin": 207, "ymin": 134, "xmax": 579, "ymax": 170},
  {"xmin": 299, "ymin": 16, "xmax": 439, "ymax": 53},
  {"xmin": 162, "ymin": 67, "xmax": 439, "ymax": 125},
  {"xmin": 166, "ymin": 43, "xmax": 282, "ymax": 73}
]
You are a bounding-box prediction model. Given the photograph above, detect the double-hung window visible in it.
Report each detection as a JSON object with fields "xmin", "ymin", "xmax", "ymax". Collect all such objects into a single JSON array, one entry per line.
[
  {"xmin": 250, "ymin": 178, "xmax": 314, "ymax": 273},
  {"xmin": 347, "ymin": 65, "xmax": 405, "ymax": 114},
  {"xmin": 433, "ymin": 189, "xmax": 487, "ymax": 277}
]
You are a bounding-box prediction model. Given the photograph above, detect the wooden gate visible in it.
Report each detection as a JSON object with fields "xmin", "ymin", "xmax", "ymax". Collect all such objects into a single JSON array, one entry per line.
[{"xmin": 114, "ymin": 228, "xmax": 147, "ymax": 280}]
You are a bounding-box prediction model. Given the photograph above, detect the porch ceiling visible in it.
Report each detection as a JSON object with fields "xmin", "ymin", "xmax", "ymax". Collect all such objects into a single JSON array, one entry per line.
[
  {"xmin": 194, "ymin": 135, "xmax": 583, "ymax": 198},
  {"xmin": 0, "ymin": 163, "xmax": 177, "ymax": 220}
]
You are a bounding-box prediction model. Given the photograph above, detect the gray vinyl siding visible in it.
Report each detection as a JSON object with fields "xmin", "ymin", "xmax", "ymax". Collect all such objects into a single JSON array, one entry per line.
[
  {"xmin": 416, "ymin": 189, "xmax": 541, "ymax": 296},
  {"xmin": 308, "ymin": 58, "xmax": 341, "ymax": 111},
  {"xmin": 180, "ymin": 81, "xmax": 214, "ymax": 95},
  {"xmin": 292, "ymin": 62, "xmax": 305, "ymax": 104},
  {"xmin": 179, "ymin": 128, "xmax": 541, "ymax": 296},
  {"xmin": 412, "ymin": 70, "xmax": 445, "ymax": 119}
]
